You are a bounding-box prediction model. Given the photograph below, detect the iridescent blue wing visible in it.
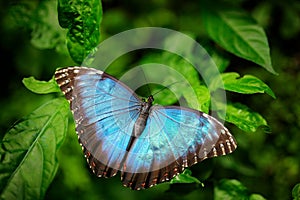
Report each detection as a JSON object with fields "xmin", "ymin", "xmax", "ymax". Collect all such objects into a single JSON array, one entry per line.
[
  {"xmin": 55, "ymin": 67, "xmax": 142, "ymax": 177},
  {"xmin": 121, "ymin": 106, "xmax": 237, "ymax": 189},
  {"xmin": 55, "ymin": 67, "xmax": 237, "ymax": 190}
]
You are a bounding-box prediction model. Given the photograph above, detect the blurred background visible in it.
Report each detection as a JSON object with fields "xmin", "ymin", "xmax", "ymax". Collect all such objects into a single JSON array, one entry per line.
[{"xmin": 0, "ymin": 0, "xmax": 299, "ymax": 199}]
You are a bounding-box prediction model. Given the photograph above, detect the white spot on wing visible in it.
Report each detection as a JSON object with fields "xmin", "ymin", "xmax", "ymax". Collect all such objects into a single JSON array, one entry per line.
[
  {"xmin": 202, "ymin": 113, "xmax": 209, "ymax": 118},
  {"xmin": 183, "ymin": 158, "xmax": 188, "ymax": 167},
  {"xmin": 220, "ymin": 143, "xmax": 225, "ymax": 155},
  {"xmin": 226, "ymin": 140, "xmax": 232, "ymax": 153},
  {"xmin": 212, "ymin": 146, "xmax": 217, "ymax": 157},
  {"xmin": 202, "ymin": 148, "xmax": 208, "ymax": 159},
  {"xmin": 193, "ymin": 152, "xmax": 197, "ymax": 164},
  {"xmin": 221, "ymin": 129, "xmax": 226, "ymax": 135},
  {"xmin": 97, "ymin": 70, "xmax": 103, "ymax": 75}
]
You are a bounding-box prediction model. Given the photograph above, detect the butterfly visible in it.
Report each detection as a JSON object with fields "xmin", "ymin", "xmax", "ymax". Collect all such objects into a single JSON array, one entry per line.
[{"xmin": 55, "ymin": 66, "xmax": 237, "ymax": 190}]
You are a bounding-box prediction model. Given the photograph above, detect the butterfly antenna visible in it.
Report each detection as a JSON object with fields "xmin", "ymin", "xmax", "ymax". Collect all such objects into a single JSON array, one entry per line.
[
  {"xmin": 139, "ymin": 68, "xmax": 152, "ymax": 96},
  {"xmin": 151, "ymin": 81, "xmax": 183, "ymax": 97}
]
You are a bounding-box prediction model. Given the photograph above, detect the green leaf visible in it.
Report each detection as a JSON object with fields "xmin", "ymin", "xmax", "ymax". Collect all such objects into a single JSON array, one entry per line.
[
  {"xmin": 292, "ymin": 183, "xmax": 300, "ymax": 200},
  {"xmin": 201, "ymin": 2, "xmax": 277, "ymax": 74},
  {"xmin": 215, "ymin": 179, "xmax": 266, "ymax": 200},
  {"xmin": 214, "ymin": 179, "xmax": 249, "ymax": 199},
  {"xmin": 223, "ymin": 102, "xmax": 269, "ymax": 132},
  {"xmin": 58, "ymin": 0, "xmax": 103, "ymax": 64},
  {"xmin": 170, "ymin": 169, "xmax": 202, "ymax": 185},
  {"xmin": 23, "ymin": 76, "xmax": 61, "ymax": 94},
  {"xmin": 222, "ymin": 72, "xmax": 276, "ymax": 98},
  {"xmin": 0, "ymin": 98, "xmax": 69, "ymax": 200}
]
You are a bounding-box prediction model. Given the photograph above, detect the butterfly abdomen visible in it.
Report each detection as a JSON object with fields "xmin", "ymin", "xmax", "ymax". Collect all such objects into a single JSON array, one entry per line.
[
  {"xmin": 132, "ymin": 96, "xmax": 153, "ymax": 138},
  {"xmin": 133, "ymin": 113, "xmax": 148, "ymax": 138}
]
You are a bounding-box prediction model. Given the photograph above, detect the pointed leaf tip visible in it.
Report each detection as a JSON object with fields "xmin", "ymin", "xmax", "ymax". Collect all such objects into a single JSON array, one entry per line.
[
  {"xmin": 221, "ymin": 73, "xmax": 276, "ymax": 98},
  {"xmin": 202, "ymin": 3, "xmax": 277, "ymax": 74}
]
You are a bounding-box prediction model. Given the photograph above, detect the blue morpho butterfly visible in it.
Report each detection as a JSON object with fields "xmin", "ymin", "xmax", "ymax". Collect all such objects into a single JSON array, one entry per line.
[{"xmin": 55, "ymin": 66, "xmax": 237, "ymax": 190}]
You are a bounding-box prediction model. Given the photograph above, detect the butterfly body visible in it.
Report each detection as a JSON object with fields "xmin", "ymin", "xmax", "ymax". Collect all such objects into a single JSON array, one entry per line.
[
  {"xmin": 55, "ymin": 66, "xmax": 237, "ymax": 190},
  {"xmin": 132, "ymin": 96, "xmax": 153, "ymax": 138}
]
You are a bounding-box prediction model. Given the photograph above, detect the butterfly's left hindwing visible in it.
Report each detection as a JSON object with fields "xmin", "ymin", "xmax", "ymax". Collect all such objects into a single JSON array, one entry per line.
[{"xmin": 55, "ymin": 66, "xmax": 237, "ymax": 190}]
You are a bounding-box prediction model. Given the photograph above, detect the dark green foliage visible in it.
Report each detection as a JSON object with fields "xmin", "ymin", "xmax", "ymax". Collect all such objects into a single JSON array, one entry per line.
[
  {"xmin": 0, "ymin": 0, "xmax": 299, "ymax": 199},
  {"xmin": 58, "ymin": 0, "xmax": 103, "ymax": 64}
]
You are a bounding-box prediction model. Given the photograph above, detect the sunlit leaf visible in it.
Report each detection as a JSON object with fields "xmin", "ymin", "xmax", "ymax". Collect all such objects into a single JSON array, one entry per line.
[
  {"xmin": 58, "ymin": 0, "xmax": 103, "ymax": 64},
  {"xmin": 201, "ymin": 2, "xmax": 277, "ymax": 74},
  {"xmin": 221, "ymin": 72, "xmax": 276, "ymax": 98},
  {"xmin": 170, "ymin": 169, "xmax": 202, "ymax": 185},
  {"xmin": 0, "ymin": 98, "xmax": 69, "ymax": 200},
  {"xmin": 22, "ymin": 76, "xmax": 60, "ymax": 94},
  {"xmin": 223, "ymin": 102, "xmax": 269, "ymax": 132}
]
